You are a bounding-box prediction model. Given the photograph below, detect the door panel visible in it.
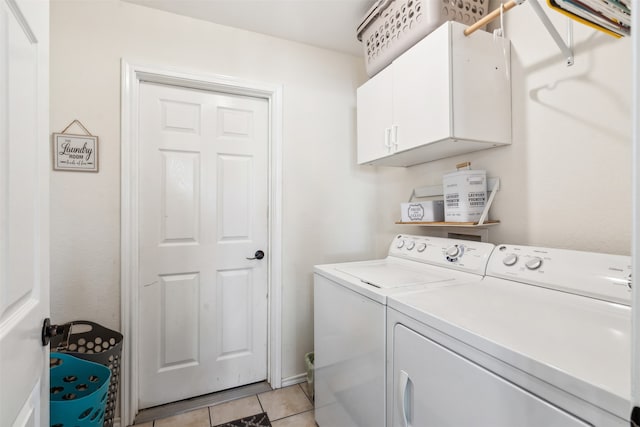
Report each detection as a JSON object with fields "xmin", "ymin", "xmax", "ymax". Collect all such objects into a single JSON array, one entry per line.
[
  {"xmin": 139, "ymin": 82, "xmax": 268, "ymax": 408},
  {"xmin": 217, "ymin": 154, "xmax": 252, "ymax": 240},
  {"xmin": 159, "ymin": 273, "xmax": 199, "ymax": 370},
  {"xmin": 0, "ymin": 0, "xmax": 49, "ymax": 425},
  {"xmin": 160, "ymin": 150, "xmax": 200, "ymax": 243},
  {"xmin": 217, "ymin": 269, "xmax": 253, "ymax": 358},
  {"xmin": 161, "ymin": 99, "xmax": 201, "ymax": 132}
]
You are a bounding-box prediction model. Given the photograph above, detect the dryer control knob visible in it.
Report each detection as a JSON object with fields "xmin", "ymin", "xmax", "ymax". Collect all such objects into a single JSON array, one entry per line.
[
  {"xmin": 525, "ymin": 257, "xmax": 543, "ymax": 270},
  {"xmin": 396, "ymin": 240, "xmax": 405, "ymax": 249},
  {"xmin": 446, "ymin": 245, "xmax": 461, "ymax": 258},
  {"xmin": 406, "ymin": 241, "xmax": 416, "ymax": 250},
  {"xmin": 503, "ymin": 254, "xmax": 518, "ymax": 266},
  {"xmin": 417, "ymin": 243, "xmax": 427, "ymax": 252}
]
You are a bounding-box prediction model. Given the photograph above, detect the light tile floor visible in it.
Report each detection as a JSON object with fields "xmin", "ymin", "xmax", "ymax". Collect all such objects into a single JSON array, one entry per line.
[{"xmin": 131, "ymin": 383, "xmax": 315, "ymax": 427}]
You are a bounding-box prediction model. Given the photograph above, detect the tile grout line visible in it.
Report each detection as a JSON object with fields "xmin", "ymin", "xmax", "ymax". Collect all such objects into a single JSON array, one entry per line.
[
  {"xmin": 271, "ymin": 408, "xmax": 314, "ymax": 423},
  {"xmin": 297, "ymin": 382, "xmax": 313, "ymax": 406},
  {"xmin": 256, "ymin": 391, "xmax": 267, "ymax": 416}
]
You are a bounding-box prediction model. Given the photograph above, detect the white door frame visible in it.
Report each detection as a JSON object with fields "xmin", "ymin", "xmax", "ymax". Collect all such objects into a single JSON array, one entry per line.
[{"xmin": 120, "ymin": 60, "xmax": 283, "ymax": 425}]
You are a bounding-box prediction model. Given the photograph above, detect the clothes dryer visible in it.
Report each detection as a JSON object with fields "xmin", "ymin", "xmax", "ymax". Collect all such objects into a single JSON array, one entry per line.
[{"xmin": 387, "ymin": 244, "xmax": 631, "ymax": 427}]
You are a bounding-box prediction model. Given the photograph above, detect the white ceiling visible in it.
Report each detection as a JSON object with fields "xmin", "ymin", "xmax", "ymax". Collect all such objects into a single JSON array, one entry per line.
[{"xmin": 124, "ymin": 0, "xmax": 374, "ymax": 56}]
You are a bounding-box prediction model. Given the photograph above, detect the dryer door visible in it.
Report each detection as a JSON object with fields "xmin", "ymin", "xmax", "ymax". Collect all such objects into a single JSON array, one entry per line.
[{"xmin": 391, "ymin": 324, "xmax": 593, "ymax": 427}]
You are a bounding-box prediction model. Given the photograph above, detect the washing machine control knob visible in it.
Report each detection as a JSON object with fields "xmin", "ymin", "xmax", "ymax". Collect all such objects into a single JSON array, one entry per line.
[
  {"xmin": 406, "ymin": 241, "xmax": 416, "ymax": 250},
  {"xmin": 396, "ymin": 240, "xmax": 405, "ymax": 249},
  {"xmin": 503, "ymin": 254, "xmax": 518, "ymax": 266},
  {"xmin": 525, "ymin": 257, "xmax": 543, "ymax": 270},
  {"xmin": 416, "ymin": 243, "xmax": 427, "ymax": 252},
  {"xmin": 446, "ymin": 245, "xmax": 461, "ymax": 259}
]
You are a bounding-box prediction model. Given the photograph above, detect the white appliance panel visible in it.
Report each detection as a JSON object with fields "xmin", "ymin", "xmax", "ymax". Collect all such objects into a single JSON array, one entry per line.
[
  {"xmin": 392, "ymin": 324, "xmax": 592, "ymax": 427},
  {"xmin": 314, "ymin": 275, "xmax": 385, "ymax": 427}
]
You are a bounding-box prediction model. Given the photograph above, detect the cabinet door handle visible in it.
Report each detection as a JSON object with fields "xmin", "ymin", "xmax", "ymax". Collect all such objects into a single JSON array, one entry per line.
[
  {"xmin": 399, "ymin": 369, "xmax": 411, "ymax": 427},
  {"xmin": 385, "ymin": 127, "xmax": 392, "ymax": 151},
  {"xmin": 392, "ymin": 125, "xmax": 399, "ymax": 149}
]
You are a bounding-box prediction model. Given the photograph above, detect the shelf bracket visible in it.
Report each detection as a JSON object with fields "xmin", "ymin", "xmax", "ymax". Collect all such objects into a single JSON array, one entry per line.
[
  {"xmin": 528, "ymin": 0, "xmax": 575, "ymax": 66},
  {"xmin": 477, "ymin": 178, "xmax": 500, "ymax": 225},
  {"xmin": 464, "ymin": 0, "xmax": 574, "ymax": 67}
]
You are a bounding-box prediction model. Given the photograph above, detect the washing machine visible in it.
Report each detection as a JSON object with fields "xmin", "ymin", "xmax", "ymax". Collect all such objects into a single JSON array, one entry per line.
[
  {"xmin": 313, "ymin": 234, "xmax": 495, "ymax": 427},
  {"xmin": 387, "ymin": 243, "xmax": 632, "ymax": 427}
]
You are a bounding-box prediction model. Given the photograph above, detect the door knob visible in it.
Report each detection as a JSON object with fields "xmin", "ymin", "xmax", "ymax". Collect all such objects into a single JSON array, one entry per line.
[
  {"xmin": 247, "ymin": 250, "xmax": 265, "ymax": 260},
  {"xmin": 41, "ymin": 318, "xmax": 67, "ymax": 346}
]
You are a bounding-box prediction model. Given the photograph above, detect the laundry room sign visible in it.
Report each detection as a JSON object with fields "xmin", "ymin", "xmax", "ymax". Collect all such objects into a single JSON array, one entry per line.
[{"xmin": 52, "ymin": 119, "xmax": 99, "ymax": 172}]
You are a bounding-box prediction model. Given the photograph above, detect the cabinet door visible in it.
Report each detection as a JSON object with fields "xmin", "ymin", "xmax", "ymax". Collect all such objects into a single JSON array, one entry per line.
[
  {"xmin": 392, "ymin": 325, "xmax": 592, "ymax": 427},
  {"xmin": 356, "ymin": 65, "xmax": 393, "ymax": 164},
  {"xmin": 392, "ymin": 23, "xmax": 451, "ymax": 153},
  {"xmin": 450, "ymin": 23, "xmax": 511, "ymax": 143}
]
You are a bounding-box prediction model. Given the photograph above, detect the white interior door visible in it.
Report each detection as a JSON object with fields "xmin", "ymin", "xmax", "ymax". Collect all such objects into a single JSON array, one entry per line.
[
  {"xmin": 0, "ymin": 0, "xmax": 50, "ymax": 425},
  {"xmin": 138, "ymin": 82, "xmax": 269, "ymax": 408}
]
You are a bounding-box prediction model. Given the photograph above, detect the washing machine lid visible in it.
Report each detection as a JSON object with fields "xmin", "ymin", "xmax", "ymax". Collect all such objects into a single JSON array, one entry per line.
[
  {"xmin": 314, "ymin": 257, "xmax": 483, "ymax": 304},
  {"xmin": 335, "ymin": 260, "xmax": 453, "ymax": 289}
]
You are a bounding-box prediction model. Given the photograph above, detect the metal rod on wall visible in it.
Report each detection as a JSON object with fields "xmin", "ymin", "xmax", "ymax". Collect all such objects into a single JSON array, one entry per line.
[{"xmin": 463, "ymin": 0, "xmax": 521, "ymax": 36}]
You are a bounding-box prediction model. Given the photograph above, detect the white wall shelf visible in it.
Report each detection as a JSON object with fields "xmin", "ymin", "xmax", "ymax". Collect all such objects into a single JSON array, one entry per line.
[{"xmin": 395, "ymin": 220, "xmax": 500, "ymax": 228}]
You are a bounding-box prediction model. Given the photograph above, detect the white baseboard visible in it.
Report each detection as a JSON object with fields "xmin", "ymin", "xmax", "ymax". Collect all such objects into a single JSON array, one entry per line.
[
  {"xmin": 113, "ymin": 417, "xmax": 121, "ymax": 427},
  {"xmin": 280, "ymin": 373, "xmax": 307, "ymax": 388}
]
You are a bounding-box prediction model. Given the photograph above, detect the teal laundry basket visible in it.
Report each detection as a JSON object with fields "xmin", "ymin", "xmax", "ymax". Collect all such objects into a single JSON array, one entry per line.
[
  {"xmin": 50, "ymin": 321, "xmax": 123, "ymax": 427},
  {"xmin": 50, "ymin": 353, "xmax": 111, "ymax": 427}
]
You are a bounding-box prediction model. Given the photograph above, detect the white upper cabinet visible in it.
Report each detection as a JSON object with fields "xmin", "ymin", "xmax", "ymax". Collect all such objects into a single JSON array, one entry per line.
[{"xmin": 356, "ymin": 21, "xmax": 512, "ymax": 167}]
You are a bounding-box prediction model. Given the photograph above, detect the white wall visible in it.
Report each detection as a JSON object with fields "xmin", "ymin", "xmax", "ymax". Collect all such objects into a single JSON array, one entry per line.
[
  {"xmin": 374, "ymin": 5, "xmax": 632, "ymax": 257},
  {"xmin": 51, "ymin": 0, "xmax": 632, "ymax": 388},
  {"xmin": 49, "ymin": 0, "xmax": 376, "ymax": 380}
]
